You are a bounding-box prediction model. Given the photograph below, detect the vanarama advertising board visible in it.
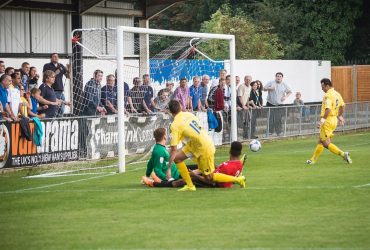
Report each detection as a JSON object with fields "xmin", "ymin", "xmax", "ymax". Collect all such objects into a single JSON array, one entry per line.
[{"xmin": 0, "ymin": 118, "xmax": 80, "ymax": 168}]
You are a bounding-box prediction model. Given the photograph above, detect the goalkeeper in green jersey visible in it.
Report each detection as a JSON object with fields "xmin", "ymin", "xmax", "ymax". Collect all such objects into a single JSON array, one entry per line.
[{"xmin": 142, "ymin": 128, "xmax": 184, "ymax": 187}]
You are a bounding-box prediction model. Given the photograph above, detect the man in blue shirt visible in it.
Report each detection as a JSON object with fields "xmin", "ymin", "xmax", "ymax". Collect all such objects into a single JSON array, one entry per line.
[
  {"xmin": 20, "ymin": 62, "xmax": 30, "ymax": 91},
  {"xmin": 0, "ymin": 74, "xmax": 16, "ymax": 121},
  {"xmin": 42, "ymin": 53, "xmax": 70, "ymax": 117},
  {"xmin": 81, "ymin": 70, "xmax": 106, "ymax": 116},
  {"xmin": 141, "ymin": 74, "xmax": 155, "ymax": 114},
  {"xmin": 101, "ymin": 74, "xmax": 117, "ymax": 114},
  {"xmin": 189, "ymin": 76, "xmax": 203, "ymax": 111}
]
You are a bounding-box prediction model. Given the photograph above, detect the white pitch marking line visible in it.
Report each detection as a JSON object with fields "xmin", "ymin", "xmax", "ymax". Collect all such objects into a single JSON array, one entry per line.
[
  {"xmin": 353, "ymin": 183, "xmax": 370, "ymax": 188},
  {"xmin": 11, "ymin": 172, "xmax": 116, "ymax": 193}
]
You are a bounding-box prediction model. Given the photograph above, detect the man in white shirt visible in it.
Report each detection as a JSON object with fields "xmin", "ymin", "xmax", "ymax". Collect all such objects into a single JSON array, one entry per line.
[
  {"xmin": 237, "ymin": 75, "xmax": 252, "ymax": 139},
  {"xmin": 264, "ymin": 72, "xmax": 292, "ymax": 136},
  {"xmin": 8, "ymin": 73, "xmax": 22, "ymax": 119}
]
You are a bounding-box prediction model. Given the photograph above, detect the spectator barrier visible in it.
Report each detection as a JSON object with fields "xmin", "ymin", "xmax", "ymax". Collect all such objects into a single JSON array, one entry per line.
[{"xmin": 0, "ymin": 102, "xmax": 369, "ymax": 168}]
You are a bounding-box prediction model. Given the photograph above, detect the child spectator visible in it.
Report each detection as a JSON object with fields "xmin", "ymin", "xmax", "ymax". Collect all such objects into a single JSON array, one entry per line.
[
  {"xmin": 293, "ymin": 91, "xmax": 310, "ymax": 121},
  {"xmin": 18, "ymin": 86, "xmax": 30, "ymax": 118},
  {"xmin": 28, "ymin": 66, "xmax": 39, "ymax": 90},
  {"xmin": 29, "ymin": 88, "xmax": 46, "ymax": 118}
]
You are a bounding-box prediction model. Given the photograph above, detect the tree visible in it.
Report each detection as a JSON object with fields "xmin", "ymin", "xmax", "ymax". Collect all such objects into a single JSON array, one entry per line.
[
  {"xmin": 199, "ymin": 5, "xmax": 284, "ymax": 60},
  {"xmin": 250, "ymin": 0, "xmax": 363, "ymax": 64}
]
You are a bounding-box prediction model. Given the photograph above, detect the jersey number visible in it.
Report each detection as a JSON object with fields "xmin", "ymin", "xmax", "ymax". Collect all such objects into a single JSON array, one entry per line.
[{"xmin": 189, "ymin": 120, "xmax": 201, "ymax": 134}]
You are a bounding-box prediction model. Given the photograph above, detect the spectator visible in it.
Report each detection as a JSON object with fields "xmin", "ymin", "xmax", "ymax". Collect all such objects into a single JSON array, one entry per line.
[
  {"xmin": 189, "ymin": 76, "xmax": 203, "ymax": 111},
  {"xmin": 43, "ymin": 53, "xmax": 70, "ymax": 117},
  {"xmin": 18, "ymin": 86, "xmax": 30, "ymax": 118},
  {"xmin": 237, "ymin": 75, "xmax": 252, "ymax": 110},
  {"xmin": 293, "ymin": 91, "xmax": 310, "ymax": 121},
  {"xmin": 14, "ymin": 69, "xmax": 21, "ymax": 75},
  {"xmin": 123, "ymin": 82, "xmax": 130, "ymax": 114},
  {"xmin": 256, "ymin": 80, "xmax": 264, "ymax": 106},
  {"xmin": 0, "ymin": 61, "xmax": 5, "ymax": 77},
  {"xmin": 5, "ymin": 67, "xmax": 14, "ymax": 76},
  {"xmin": 200, "ymin": 74, "xmax": 210, "ymax": 109},
  {"xmin": 141, "ymin": 74, "xmax": 155, "ymax": 114},
  {"xmin": 212, "ymin": 78, "xmax": 226, "ymax": 111},
  {"xmin": 211, "ymin": 69, "xmax": 227, "ymax": 88},
  {"xmin": 165, "ymin": 82, "xmax": 174, "ymax": 99},
  {"xmin": 249, "ymin": 81, "xmax": 263, "ymax": 139},
  {"xmin": 173, "ymin": 78, "xmax": 191, "ymax": 111},
  {"xmin": 28, "ymin": 66, "xmax": 39, "ymax": 90},
  {"xmin": 20, "ymin": 62, "xmax": 30, "ymax": 91},
  {"xmin": 38, "ymin": 70, "xmax": 63, "ymax": 118},
  {"xmin": 153, "ymin": 88, "xmax": 170, "ymax": 112},
  {"xmin": 128, "ymin": 77, "xmax": 144, "ymax": 113},
  {"xmin": 224, "ymin": 75, "xmax": 231, "ymax": 111},
  {"xmin": 237, "ymin": 75, "xmax": 252, "ymax": 139},
  {"xmin": 235, "ymin": 75, "xmax": 241, "ymax": 87},
  {"xmin": 29, "ymin": 88, "xmax": 46, "ymax": 118},
  {"xmin": 101, "ymin": 74, "xmax": 117, "ymax": 114},
  {"xmin": 81, "ymin": 69, "xmax": 106, "ymax": 116},
  {"xmin": 9, "ymin": 73, "xmax": 22, "ymax": 120},
  {"xmin": 264, "ymin": 72, "xmax": 292, "ymax": 136},
  {"xmin": 0, "ymin": 74, "xmax": 16, "ymax": 121}
]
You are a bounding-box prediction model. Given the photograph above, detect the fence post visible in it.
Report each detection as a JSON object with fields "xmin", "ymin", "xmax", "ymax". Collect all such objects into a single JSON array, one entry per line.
[
  {"xmin": 354, "ymin": 102, "xmax": 358, "ymax": 131},
  {"xmin": 367, "ymin": 102, "xmax": 369, "ymax": 129},
  {"xmin": 353, "ymin": 65, "xmax": 357, "ymax": 102},
  {"xmin": 266, "ymin": 107, "xmax": 270, "ymax": 138},
  {"xmin": 284, "ymin": 106, "xmax": 287, "ymax": 136},
  {"xmin": 299, "ymin": 106, "xmax": 302, "ymax": 135}
]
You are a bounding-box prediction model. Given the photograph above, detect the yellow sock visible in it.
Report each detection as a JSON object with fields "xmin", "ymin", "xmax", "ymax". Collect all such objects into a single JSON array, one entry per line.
[
  {"xmin": 213, "ymin": 173, "xmax": 239, "ymax": 183},
  {"xmin": 176, "ymin": 161, "xmax": 194, "ymax": 188},
  {"xmin": 328, "ymin": 143, "xmax": 344, "ymax": 157},
  {"xmin": 311, "ymin": 144, "xmax": 324, "ymax": 162}
]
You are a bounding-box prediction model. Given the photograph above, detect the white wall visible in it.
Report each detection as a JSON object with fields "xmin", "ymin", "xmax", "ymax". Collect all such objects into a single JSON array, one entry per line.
[{"xmin": 231, "ymin": 60, "xmax": 331, "ymax": 103}]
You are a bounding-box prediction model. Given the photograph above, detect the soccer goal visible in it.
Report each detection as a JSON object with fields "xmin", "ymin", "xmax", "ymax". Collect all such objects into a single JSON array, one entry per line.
[{"xmin": 25, "ymin": 26, "xmax": 237, "ymax": 178}]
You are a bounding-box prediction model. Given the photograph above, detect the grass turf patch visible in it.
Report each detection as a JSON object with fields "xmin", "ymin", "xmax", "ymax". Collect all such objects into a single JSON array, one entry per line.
[{"xmin": 0, "ymin": 132, "xmax": 370, "ymax": 250}]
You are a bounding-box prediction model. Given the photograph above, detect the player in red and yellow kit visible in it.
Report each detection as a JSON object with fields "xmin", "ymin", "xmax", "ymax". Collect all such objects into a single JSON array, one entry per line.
[
  {"xmin": 167, "ymin": 99, "xmax": 246, "ymax": 191},
  {"xmin": 190, "ymin": 141, "xmax": 245, "ymax": 188},
  {"xmin": 307, "ymin": 78, "xmax": 352, "ymax": 165}
]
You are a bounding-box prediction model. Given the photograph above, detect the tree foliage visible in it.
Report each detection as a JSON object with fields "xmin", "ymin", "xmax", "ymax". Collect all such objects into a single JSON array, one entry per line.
[
  {"xmin": 199, "ymin": 5, "xmax": 284, "ymax": 59},
  {"xmin": 150, "ymin": 0, "xmax": 366, "ymax": 65},
  {"xmin": 248, "ymin": 0, "xmax": 363, "ymax": 64}
]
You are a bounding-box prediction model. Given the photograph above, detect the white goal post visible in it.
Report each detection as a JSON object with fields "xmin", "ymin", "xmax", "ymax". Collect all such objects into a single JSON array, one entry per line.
[{"xmin": 116, "ymin": 26, "xmax": 237, "ymax": 173}]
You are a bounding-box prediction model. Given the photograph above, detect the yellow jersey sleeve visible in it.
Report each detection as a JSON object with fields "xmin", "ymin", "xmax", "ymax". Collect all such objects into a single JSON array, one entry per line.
[{"xmin": 170, "ymin": 123, "xmax": 181, "ymax": 146}]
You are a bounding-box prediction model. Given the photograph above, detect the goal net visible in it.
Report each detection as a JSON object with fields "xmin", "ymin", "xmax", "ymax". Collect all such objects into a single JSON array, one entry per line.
[{"xmin": 25, "ymin": 26, "xmax": 236, "ymax": 178}]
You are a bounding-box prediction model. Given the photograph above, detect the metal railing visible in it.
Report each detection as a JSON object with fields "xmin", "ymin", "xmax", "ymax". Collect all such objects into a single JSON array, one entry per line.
[{"xmin": 223, "ymin": 102, "xmax": 370, "ymax": 143}]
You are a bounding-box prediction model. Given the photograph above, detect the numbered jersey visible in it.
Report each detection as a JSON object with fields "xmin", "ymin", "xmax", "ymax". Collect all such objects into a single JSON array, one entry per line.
[
  {"xmin": 170, "ymin": 111, "xmax": 215, "ymax": 158},
  {"xmin": 320, "ymin": 88, "xmax": 345, "ymax": 118}
]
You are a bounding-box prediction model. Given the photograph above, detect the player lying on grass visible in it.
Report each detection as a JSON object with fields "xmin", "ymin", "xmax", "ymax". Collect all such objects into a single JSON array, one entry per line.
[
  {"xmin": 166, "ymin": 99, "xmax": 245, "ymax": 191},
  {"xmin": 142, "ymin": 134, "xmax": 245, "ymax": 188},
  {"xmin": 189, "ymin": 141, "xmax": 245, "ymax": 188},
  {"xmin": 306, "ymin": 78, "xmax": 352, "ymax": 165}
]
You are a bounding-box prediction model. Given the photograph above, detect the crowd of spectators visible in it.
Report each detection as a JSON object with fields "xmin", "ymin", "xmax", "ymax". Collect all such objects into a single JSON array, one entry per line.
[{"xmin": 2, "ymin": 56, "xmax": 307, "ymax": 138}]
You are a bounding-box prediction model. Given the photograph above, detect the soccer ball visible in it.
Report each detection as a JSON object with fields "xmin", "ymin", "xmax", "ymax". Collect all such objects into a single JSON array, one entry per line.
[{"xmin": 249, "ymin": 139, "xmax": 262, "ymax": 152}]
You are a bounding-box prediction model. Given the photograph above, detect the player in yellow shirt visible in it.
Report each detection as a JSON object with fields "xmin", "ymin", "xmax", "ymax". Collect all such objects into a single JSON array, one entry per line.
[
  {"xmin": 307, "ymin": 78, "xmax": 352, "ymax": 165},
  {"xmin": 167, "ymin": 99, "xmax": 246, "ymax": 191}
]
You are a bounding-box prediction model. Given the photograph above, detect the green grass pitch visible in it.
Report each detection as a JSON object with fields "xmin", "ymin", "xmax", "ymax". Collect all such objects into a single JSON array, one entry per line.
[{"xmin": 1, "ymin": 131, "xmax": 370, "ymax": 250}]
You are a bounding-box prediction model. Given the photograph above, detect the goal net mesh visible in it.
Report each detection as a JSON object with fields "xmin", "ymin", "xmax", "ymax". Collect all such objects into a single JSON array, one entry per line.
[{"xmin": 25, "ymin": 27, "xmax": 230, "ymax": 178}]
